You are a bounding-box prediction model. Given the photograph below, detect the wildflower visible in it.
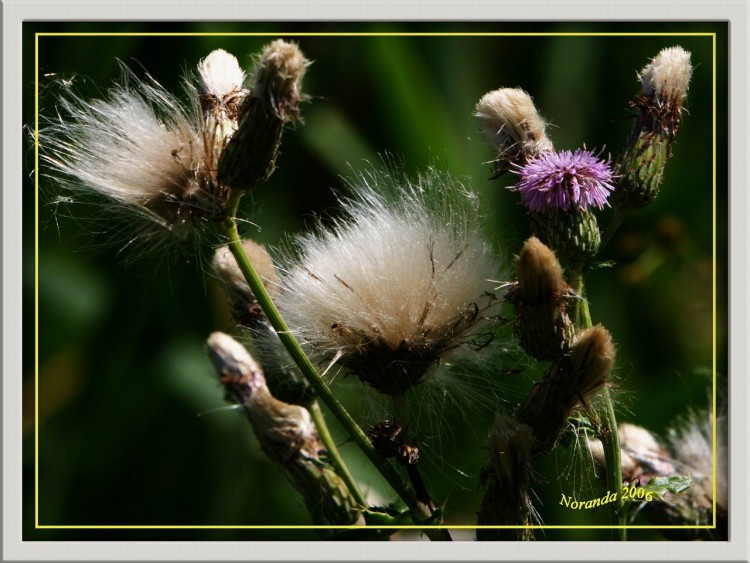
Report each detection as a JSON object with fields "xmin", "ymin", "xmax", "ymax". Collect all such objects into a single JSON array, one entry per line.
[
  {"xmin": 276, "ymin": 167, "xmax": 503, "ymax": 396},
  {"xmin": 509, "ymin": 148, "xmax": 615, "ymax": 272},
  {"xmin": 40, "ymin": 49, "xmax": 247, "ymax": 252},
  {"xmin": 614, "ymin": 46, "xmax": 693, "ymax": 211},
  {"xmin": 510, "ymin": 148, "xmax": 615, "ymax": 214},
  {"xmin": 474, "ymin": 88, "xmax": 553, "ymax": 177}
]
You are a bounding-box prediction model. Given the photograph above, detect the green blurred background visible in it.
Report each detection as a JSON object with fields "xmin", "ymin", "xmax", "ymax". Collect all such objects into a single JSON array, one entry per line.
[{"xmin": 23, "ymin": 22, "xmax": 727, "ymax": 541}]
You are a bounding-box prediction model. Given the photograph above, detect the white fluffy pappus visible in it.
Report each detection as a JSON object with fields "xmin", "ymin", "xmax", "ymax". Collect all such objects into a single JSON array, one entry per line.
[
  {"xmin": 638, "ymin": 46, "xmax": 693, "ymax": 103},
  {"xmin": 276, "ymin": 166, "xmax": 506, "ymax": 397},
  {"xmin": 39, "ymin": 51, "xmax": 246, "ymax": 255},
  {"xmin": 474, "ymin": 88, "xmax": 553, "ymax": 176},
  {"xmin": 668, "ymin": 408, "xmax": 727, "ymax": 517}
]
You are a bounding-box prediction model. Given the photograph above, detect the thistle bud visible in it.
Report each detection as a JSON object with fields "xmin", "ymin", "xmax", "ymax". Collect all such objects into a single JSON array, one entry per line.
[
  {"xmin": 198, "ymin": 49, "xmax": 249, "ymax": 150},
  {"xmin": 212, "ymin": 239, "xmax": 280, "ymax": 327},
  {"xmin": 515, "ymin": 325, "xmax": 616, "ymax": 456},
  {"xmin": 567, "ymin": 324, "xmax": 616, "ymax": 398},
  {"xmin": 613, "ymin": 46, "xmax": 693, "ymax": 211},
  {"xmin": 528, "ymin": 206, "xmax": 602, "ymax": 273},
  {"xmin": 212, "ymin": 242, "xmax": 313, "ymax": 406},
  {"xmin": 507, "ymin": 237, "xmax": 574, "ymax": 361},
  {"xmin": 206, "ymin": 332, "xmax": 360, "ymax": 526},
  {"xmin": 474, "ymin": 88, "xmax": 553, "ymax": 177},
  {"xmin": 218, "ymin": 40, "xmax": 310, "ymax": 191},
  {"xmin": 477, "ymin": 414, "xmax": 534, "ymax": 540}
]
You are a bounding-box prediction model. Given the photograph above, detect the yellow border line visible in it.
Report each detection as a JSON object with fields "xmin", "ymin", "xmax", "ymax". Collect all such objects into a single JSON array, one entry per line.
[
  {"xmin": 34, "ymin": 29, "xmax": 720, "ymax": 532},
  {"xmin": 35, "ymin": 32, "xmax": 41, "ymax": 531},
  {"xmin": 711, "ymin": 31, "xmax": 718, "ymax": 530},
  {"xmin": 36, "ymin": 32, "xmax": 715, "ymax": 37}
]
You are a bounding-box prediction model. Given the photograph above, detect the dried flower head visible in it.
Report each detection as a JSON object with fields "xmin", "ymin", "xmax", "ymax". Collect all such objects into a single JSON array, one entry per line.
[
  {"xmin": 614, "ymin": 47, "xmax": 693, "ymax": 212},
  {"xmin": 567, "ymin": 325, "xmax": 616, "ymax": 397},
  {"xmin": 40, "ymin": 49, "xmax": 248, "ymax": 253},
  {"xmin": 474, "ymin": 88, "xmax": 553, "ymax": 177},
  {"xmin": 198, "ymin": 48, "xmax": 247, "ymax": 101},
  {"xmin": 668, "ymin": 409, "xmax": 727, "ymax": 519},
  {"xmin": 218, "ymin": 40, "xmax": 310, "ymax": 191},
  {"xmin": 586, "ymin": 408, "xmax": 727, "ymax": 538},
  {"xmin": 639, "ymin": 46, "xmax": 693, "ymax": 105},
  {"xmin": 276, "ymin": 167, "xmax": 503, "ymax": 396},
  {"xmin": 510, "ymin": 148, "xmax": 616, "ymax": 213},
  {"xmin": 507, "ymin": 237, "xmax": 575, "ymax": 361},
  {"xmin": 587, "ymin": 422, "xmax": 675, "ymax": 483},
  {"xmin": 198, "ymin": 49, "xmax": 249, "ymax": 149}
]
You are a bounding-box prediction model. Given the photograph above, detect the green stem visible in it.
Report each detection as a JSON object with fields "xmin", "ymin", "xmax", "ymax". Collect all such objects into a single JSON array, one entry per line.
[
  {"xmin": 221, "ymin": 194, "xmax": 451, "ymax": 541},
  {"xmin": 308, "ymin": 400, "xmax": 367, "ymax": 507},
  {"xmin": 573, "ymin": 274, "xmax": 627, "ymax": 541}
]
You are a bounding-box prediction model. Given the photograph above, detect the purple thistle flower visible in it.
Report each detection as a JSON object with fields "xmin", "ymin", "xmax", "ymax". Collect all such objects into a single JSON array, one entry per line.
[{"xmin": 510, "ymin": 149, "xmax": 616, "ymax": 213}]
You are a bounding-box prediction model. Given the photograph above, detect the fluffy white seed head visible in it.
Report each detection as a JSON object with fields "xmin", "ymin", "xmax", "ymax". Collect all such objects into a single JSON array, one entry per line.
[
  {"xmin": 474, "ymin": 88, "xmax": 553, "ymax": 175},
  {"xmin": 198, "ymin": 49, "xmax": 246, "ymax": 100},
  {"xmin": 40, "ymin": 54, "xmax": 243, "ymax": 254},
  {"xmin": 277, "ymin": 167, "xmax": 504, "ymax": 396},
  {"xmin": 639, "ymin": 46, "xmax": 693, "ymax": 103},
  {"xmin": 251, "ymin": 39, "xmax": 310, "ymax": 122}
]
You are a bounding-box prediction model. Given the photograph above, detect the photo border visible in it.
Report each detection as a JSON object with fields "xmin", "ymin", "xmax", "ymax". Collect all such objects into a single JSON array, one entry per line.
[{"xmin": 3, "ymin": 2, "xmax": 747, "ymax": 560}]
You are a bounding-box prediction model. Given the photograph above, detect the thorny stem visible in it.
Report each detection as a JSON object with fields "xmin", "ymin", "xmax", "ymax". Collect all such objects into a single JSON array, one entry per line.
[
  {"xmin": 572, "ymin": 273, "xmax": 627, "ymax": 541},
  {"xmin": 221, "ymin": 193, "xmax": 452, "ymax": 541},
  {"xmin": 308, "ymin": 400, "xmax": 367, "ymax": 508}
]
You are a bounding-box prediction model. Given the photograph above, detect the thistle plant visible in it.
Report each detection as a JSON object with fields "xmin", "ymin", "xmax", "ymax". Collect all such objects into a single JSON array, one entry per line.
[
  {"xmin": 473, "ymin": 45, "xmax": 699, "ymax": 541},
  {"xmin": 37, "ymin": 37, "xmax": 719, "ymax": 543}
]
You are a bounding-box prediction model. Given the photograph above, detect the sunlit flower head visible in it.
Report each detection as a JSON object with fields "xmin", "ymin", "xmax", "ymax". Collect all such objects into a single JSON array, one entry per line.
[
  {"xmin": 39, "ymin": 49, "xmax": 249, "ymax": 255},
  {"xmin": 510, "ymin": 148, "xmax": 616, "ymax": 213},
  {"xmin": 276, "ymin": 167, "xmax": 504, "ymax": 396}
]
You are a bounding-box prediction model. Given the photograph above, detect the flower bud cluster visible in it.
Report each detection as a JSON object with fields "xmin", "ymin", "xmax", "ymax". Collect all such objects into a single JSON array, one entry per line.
[
  {"xmin": 41, "ymin": 41, "xmax": 309, "ymax": 254},
  {"xmin": 206, "ymin": 332, "xmax": 359, "ymax": 526},
  {"xmin": 212, "ymin": 240, "xmax": 312, "ymax": 406}
]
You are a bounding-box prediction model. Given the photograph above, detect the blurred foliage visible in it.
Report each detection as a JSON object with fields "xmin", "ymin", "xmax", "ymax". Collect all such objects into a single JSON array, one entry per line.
[{"xmin": 23, "ymin": 21, "xmax": 727, "ymax": 541}]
